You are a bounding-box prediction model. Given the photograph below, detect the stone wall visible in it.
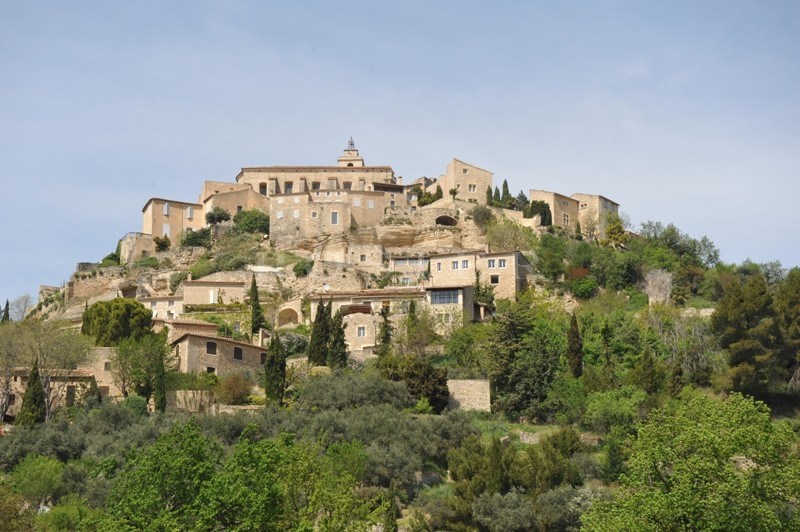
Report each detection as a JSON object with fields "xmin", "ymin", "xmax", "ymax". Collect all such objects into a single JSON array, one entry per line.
[{"xmin": 447, "ymin": 379, "xmax": 491, "ymax": 411}]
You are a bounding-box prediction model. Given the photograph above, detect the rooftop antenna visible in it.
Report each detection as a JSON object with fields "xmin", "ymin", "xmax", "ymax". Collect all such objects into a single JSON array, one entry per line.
[{"xmin": 347, "ymin": 137, "xmax": 355, "ymax": 150}]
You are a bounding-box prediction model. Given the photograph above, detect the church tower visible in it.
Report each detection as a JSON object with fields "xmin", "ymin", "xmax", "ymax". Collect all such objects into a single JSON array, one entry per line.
[{"xmin": 337, "ymin": 137, "xmax": 365, "ymax": 167}]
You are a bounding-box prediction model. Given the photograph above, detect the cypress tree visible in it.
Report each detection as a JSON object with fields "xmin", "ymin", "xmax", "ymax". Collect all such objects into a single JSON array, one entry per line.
[
  {"xmin": 567, "ymin": 313, "xmax": 584, "ymax": 378},
  {"xmin": 154, "ymin": 351, "xmax": 167, "ymax": 413},
  {"xmin": 501, "ymin": 179, "xmax": 512, "ymax": 207},
  {"xmin": 375, "ymin": 305, "xmax": 393, "ymax": 357},
  {"xmin": 492, "ymin": 187, "xmax": 501, "ymax": 207},
  {"xmin": 485, "ymin": 185, "xmax": 493, "ymax": 205},
  {"xmin": 264, "ymin": 334, "xmax": 287, "ymax": 406},
  {"xmin": 327, "ymin": 309, "xmax": 348, "ymax": 369},
  {"xmin": 1, "ymin": 299, "xmax": 9, "ymax": 322},
  {"xmin": 307, "ymin": 300, "xmax": 331, "ymax": 366},
  {"xmin": 16, "ymin": 361, "xmax": 46, "ymax": 426},
  {"xmin": 249, "ymin": 276, "xmax": 266, "ymax": 335},
  {"xmin": 575, "ymin": 221, "xmax": 583, "ymax": 240},
  {"xmin": 434, "ymin": 185, "xmax": 443, "ymax": 201}
]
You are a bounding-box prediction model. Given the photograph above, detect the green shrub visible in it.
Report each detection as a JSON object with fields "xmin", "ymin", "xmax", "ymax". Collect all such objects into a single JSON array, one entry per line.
[
  {"xmin": 469, "ymin": 205, "xmax": 494, "ymax": 232},
  {"xmin": 205, "ymin": 207, "xmax": 231, "ymax": 225},
  {"xmin": 570, "ymin": 276, "xmax": 598, "ymax": 299},
  {"xmin": 153, "ymin": 235, "xmax": 171, "ymax": 252},
  {"xmin": 120, "ymin": 396, "xmax": 149, "ymax": 418},
  {"xmin": 233, "ymin": 209, "xmax": 270, "ymax": 234},
  {"xmin": 215, "ymin": 371, "xmax": 254, "ymax": 405},
  {"xmin": 169, "ymin": 272, "xmax": 189, "ymax": 293},
  {"xmin": 189, "ymin": 258, "xmax": 216, "ymax": 280},
  {"xmin": 133, "ymin": 256, "xmax": 160, "ymax": 269},
  {"xmin": 181, "ymin": 228, "xmax": 212, "ymax": 248},
  {"xmin": 293, "ymin": 259, "xmax": 314, "ymax": 278}
]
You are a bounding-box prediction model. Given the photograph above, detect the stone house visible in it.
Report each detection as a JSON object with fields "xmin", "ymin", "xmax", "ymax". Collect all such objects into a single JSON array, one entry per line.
[
  {"xmin": 529, "ymin": 189, "xmax": 580, "ymax": 232},
  {"xmin": 426, "ymin": 250, "xmax": 532, "ymax": 301},
  {"xmin": 571, "ymin": 193, "xmax": 620, "ymax": 240},
  {"xmin": 139, "ymin": 295, "xmax": 184, "ymax": 320},
  {"xmin": 431, "ymin": 159, "xmax": 493, "ymax": 205},
  {"xmin": 172, "ymin": 333, "xmax": 266, "ymax": 377},
  {"xmin": 183, "ymin": 279, "xmax": 247, "ymax": 306},
  {"xmin": 142, "ymin": 198, "xmax": 204, "ymax": 241}
]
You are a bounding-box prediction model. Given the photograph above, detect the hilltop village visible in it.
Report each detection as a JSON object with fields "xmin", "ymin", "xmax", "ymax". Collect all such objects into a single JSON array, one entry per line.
[{"xmin": 16, "ymin": 140, "xmax": 619, "ymax": 413}]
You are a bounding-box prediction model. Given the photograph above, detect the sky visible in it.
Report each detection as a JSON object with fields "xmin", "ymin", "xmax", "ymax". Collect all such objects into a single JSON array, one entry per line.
[{"xmin": 1, "ymin": 0, "xmax": 799, "ymax": 303}]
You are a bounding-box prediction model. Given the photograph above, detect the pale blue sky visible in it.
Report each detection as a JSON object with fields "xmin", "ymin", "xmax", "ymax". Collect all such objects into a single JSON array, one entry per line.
[{"xmin": 2, "ymin": 1, "xmax": 799, "ymax": 303}]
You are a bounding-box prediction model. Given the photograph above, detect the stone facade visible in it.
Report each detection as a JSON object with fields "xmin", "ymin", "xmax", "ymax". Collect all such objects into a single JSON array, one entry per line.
[
  {"xmin": 140, "ymin": 295, "xmax": 184, "ymax": 320},
  {"xmin": 203, "ymin": 187, "xmax": 269, "ymax": 219},
  {"xmin": 426, "ymin": 250, "xmax": 532, "ymax": 301},
  {"xmin": 183, "ymin": 280, "xmax": 247, "ymax": 305},
  {"xmin": 172, "ymin": 333, "xmax": 266, "ymax": 377},
  {"xmin": 432, "ymin": 159, "xmax": 493, "ymax": 205},
  {"xmin": 571, "ymin": 193, "xmax": 620, "ymax": 240},
  {"xmin": 142, "ymin": 198, "xmax": 204, "ymax": 240},
  {"xmin": 529, "ymin": 189, "xmax": 580, "ymax": 231}
]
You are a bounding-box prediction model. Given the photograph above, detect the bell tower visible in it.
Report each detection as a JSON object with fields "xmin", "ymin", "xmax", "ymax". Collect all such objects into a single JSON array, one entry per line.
[{"xmin": 337, "ymin": 137, "xmax": 365, "ymax": 167}]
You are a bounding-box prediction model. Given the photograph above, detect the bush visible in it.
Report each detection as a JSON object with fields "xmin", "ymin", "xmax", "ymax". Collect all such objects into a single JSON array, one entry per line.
[
  {"xmin": 169, "ymin": 272, "xmax": 189, "ymax": 293},
  {"xmin": 469, "ymin": 205, "xmax": 494, "ymax": 232},
  {"xmin": 120, "ymin": 396, "xmax": 149, "ymax": 418},
  {"xmin": 205, "ymin": 207, "xmax": 231, "ymax": 225},
  {"xmin": 189, "ymin": 258, "xmax": 216, "ymax": 280},
  {"xmin": 181, "ymin": 228, "xmax": 212, "ymax": 248},
  {"xmin": 570, "ymin": 276, "xmax": 598, "ymax": 299},
  {"xmin": 295, "ymin": 372, "xmax": 414, "ymax": 412},
  {"xmin": 215, "ymin": 372, "xmax": 254, "ymax": 405},
  {"xmin": 233, "ymin": 210, "xmax": 270, "ymax": 234},
  {"xmin": 293, "ymin": 259, "xmax": 314, "ymax": 278},
  {"xmin": 153, "ymin": 235, "xmax": 171, "ymax": 252},
  {"xmin": 377, "ymin": 355, "xmax": 449, "ymax": 414},
  {"xmin": 133, "ymin": 256, "xmax": 160, "ymax": 269},
  {"xmin": 583, "ymin": 386, "xmax": 647, "ymax": 433}
]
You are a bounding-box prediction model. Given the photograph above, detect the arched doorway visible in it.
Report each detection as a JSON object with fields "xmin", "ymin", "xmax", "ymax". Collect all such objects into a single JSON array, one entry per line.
[
  {"xmin": 435, "ymin": 215, "xmax": 458, "ymax": 226},
  {"xmin": 277, "ymin": 308, "xmax": 299, "ymax": 328}
]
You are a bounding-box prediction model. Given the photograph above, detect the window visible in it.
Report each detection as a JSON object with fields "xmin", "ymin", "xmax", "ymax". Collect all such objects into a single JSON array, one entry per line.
[
  {"xmin": 237, "ymin": 205, "xmax": 243, "ymax": 214},
  {"xmin": 499, "ymin": 259, "xmax": 507, "ymax": 268},
  {"xmin": 66, "ymin": 385, "xmax": 76, "ymax": 407},
  {"xmin": 285, "ymin": 182, "xmax": 293, "ymax": 194},
  {"xmin": 162, "ymin": 224, "xmax": 170, "ymax": 238},
  {"xmin": 150, "ymin": 301, "xmax": 157, "ymax": 308},
  {"xmin": 490, "ymin": 274, "xmax": 500, "ymax": 284},
  {"xmin": 452, "ymin": 260, "xmax": 459, "ymax": 270},
  {"xmin": 276, "ymin": 211, "xmax": 284, "ymax": 219},
  {"xmin": 437, "ymin": 262, "xmax": 442, "ymax": 272},
  {"xmin": 206, "ymin": 367, "xmax": 216, "ymax": 374},
  {"xmin": 462, "ymin": 260, "xmax": 469, "ymax": 269},
  {"xmin": 234, "ymin": 347, "xmax": 243, "ymax": 360},
  {"xmin": 163, "ymin": 202, "xmax": 170, "ymax": 215},
  {"xmin": 357, "ymin": 326, "xmax": 366, "ymax": 337},
  {"xmin": 488, "ymin": 259, "xmax": 496, "ymax": 268},
  {"xmin": 462, "ymin": 168, "xmax": 468, "ymax": 174},
  {"xmin": 368, "ymin": 200, "xmax": 374, "ymax": 208},
  {"xmin": 233, "ymin": 321, "xmax": 240, "ymax": 332},
  {"xmin": 186, "ymin": 206, "xmax": 194, "ymax": 220},
  {"xmin": 344, "ymin": 181, "xmax": 352, "ymax": 190},
  {"xmin": 390, "ymin": 200, "xmax": 395, "ymax": 207},
  {"xmin": 431, "ymin": 289, "xmax": 459, "ymax": 305},
  {"xmin": 104, "ymin": 361, "xmax": 111, "ymax": 371},
  {"xmin": 294, "ymin": 196, "xmax": 300, "ymax": 204},
  {"xmin": 360, "ymin": 254, "xmax": 366, "ymax": 261},
  {"xmin": 261, "ymin": 352, "xmax": 267, "ymax": 364},
  {"xmin": 395, "ymin": 258, "xmax": 407, "ymax": 267},
  {"xmin": 206, "ymin": 341, "xmax": 217, "ymax": 355},
  {"xmin": 331, "ymin": 211, "xmax": 339, "ymax": 225},
  {"xmin": 312, "ymin": 211, "xmax": 318, "ymax": 218},
  {"xmin": 7, "ymin": 393, "xmax": 14, "ymax": 405},
  {"xmin": 168, "ymin": 300, "xmax": 175, "ymax": 307},
  {"xmin": 166, "ymin": 310, "xmax": 174, "ymax": 319},
  {"xmin": 259, "ymin": 183, "xmax": 267, "ymax": 195},
  {"xmin": 353, "ymin": 197, "xmax": 361, "ymax": 207},
  {"xmin": 468, "ymin": 184, "xmax": 476, "ymax": 192},
  {"xmin": 563, "ymin": 213, "xmax": 570, "ymax": 226},
  {"xmin": 293, "ymin": 209, "xmax": 300, "ymax": 219},
  {"xmin": 312, "ymin": 182, "xmax": 320, "ymax": 190}
]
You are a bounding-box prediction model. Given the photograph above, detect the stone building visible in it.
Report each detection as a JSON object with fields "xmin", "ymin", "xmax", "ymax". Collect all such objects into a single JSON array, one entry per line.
[
  {"xmin": 139, "ymin": 294, "xmax": 184, "ymax": 320},
  {"xmin": 142, "ymin": 198, "xmax": 204, "ymax": 241},
  {"xmin": 571, "ymin": 193, "xmax": 620, "ymax": 240},
  {"xmin": 426, "ymin": 250, "xmax": 532, "ymax": 301},
  {"xmin": 529, "ymin": 189, "xmax": 580, "ymax": 231},
  {"xmin": 431, "ymin": 159, "xmax": 493, "ymax": 205},
  {"xmin": 172, "ymin": 333, "xmax": 266, "ymax": 376},
  {"xmin": 183, "ymin": 279, "xmax": 247, "ymax": 306}
]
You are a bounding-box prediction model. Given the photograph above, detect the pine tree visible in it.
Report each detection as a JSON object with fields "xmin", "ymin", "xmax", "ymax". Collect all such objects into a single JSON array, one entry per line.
[
  {"xmin": 249, "ymin": 276, "xmax": 266, "ymax": 335},
  {"xmin": 264, "ymin": 333, "xmax": 287, "ymax": 406},
  {"xmin": 501, "ymin": 179, "xmax": 512, "ymax": 208},
  {"xmin": 16, "ymin": 361, "xmax": 46, "ymax": 426},
  {"xmin": 567, "ymin": 313, "xmax": 584, "ymax": 378},
  {"xmin": 154, "ymin": 350, "xmax": 167, "ymax": 413},
  {"xmin": 327, "ymin": 309, "xmax": 348, "ymax": 369},
  {"xmin": 307, "ymin": 300, "xmax": 331, "ymax": 366},
  {"xmin": 375, "ymin": 305, "xmax": 393, "ymax": 357},
  {"xmin": 1, "ymin": 299, "xmax": 9, "ymax": 322}
]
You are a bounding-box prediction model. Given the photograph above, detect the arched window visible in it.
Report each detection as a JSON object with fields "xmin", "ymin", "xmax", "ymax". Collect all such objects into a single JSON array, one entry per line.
[{"xmin": 234, "ymin": 347, "xmax": 243, "ymax": 360}]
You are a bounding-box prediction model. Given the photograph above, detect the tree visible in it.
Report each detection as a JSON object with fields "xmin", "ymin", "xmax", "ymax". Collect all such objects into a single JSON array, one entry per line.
[
  {"xmin": 105, "ymin": 420, "xmax": 220, "ymax": 530},
  {"xmin": 501, "ymin": 179, "xmax": 512, "ymax": 208},
  {"xmin": 1, "ymin": 299, "xmax": 9, "ymax": 322},
  {"xmin": 567, "ymin": 313, "xmax": 583, "ymax": 378},
  {"xmin": 449, "ymin": 187, "xmax": 459, "ymax": 201},
  {"xmin": 514, "ymin": 191, "xmax": 528, "ymax": 211},
  {"xmin": 327, "ymin": 309, "xmax": 348, "ymax": 368},
  {"xmin": 711, "ymin": 273, "xmax": 785, "ymax": 394},
  {"xmin": 205, "ymin": 207, "xmax": 231, "ymax": 225},
  {"xmin": 526, "ymin": 200, "xmax": 552, "ymax": 225},
  {"xmin": 378, "ymin": 354, "xmax": 449, "ymax": 413},
  {"xmin": 537, "ymin": 233, "xmax": 566, "ymax": 281},
  {"xmin": 181, "ymin": 227, "xmax": 212, "ymax": 248},
  {"xmin": 398, "ymin": 303, "xmax": 439, "ymax": 357},
  {"xmin": 776, "ymin": 268, "xmax": 800, "ymax": 394},
  {"xmin": 18, "ymin": 320, "xmax": 91, "ymax": 420},
  {"xmin": 249, "ymin": 276, "xmax": 266, "ymax": 335},
  {"xmin": 10, "ymin": 454, "xmax": 64, "ymax": 509},
  {"xmin": 582, "ymin": 393, "xmax": 800, "ymax": 531},
  {"xmin": 114, "ymin": 330, "xmax": 173, "ymax": 403},
  {"xmin": 264, "ymin": 334, "xmax": 287, "ymax": 406},
  {"xmin": 153, "ymin": 235, "xmax": 170, "ymax": 252},
  {"xmin": 602, "ymin": 213, "xmax": 628, "ymax": 248},
  {"xmin": 486, "ymin": 185, "xmax": 493, "ymax": 205},
  {"xmin": 307, "ymin": 300, "xmax": 331, "ymax": 366},
  {"xmin": 375, "ymin": 305, "xmax": 393, "ymax": 357},
  {"xmin": 82, "ymin": 298, "xmax": 153, "ymax": 347},
  {"xmin": 0, "ymin": 321, "xmax": 23, "ymax": 419},
  {"xmin": 15, "ymin": 361, "xmax": 46, "ymax": 426},
  {"xmin": 574, "ymin": 220, "xmax": 583, "ymax": 241},
  {"xmin": 492, "ymin": 186, "xmax": 501, "ymax": 207},
  {"xmin": 485, "ymin": 218, "xmax": 537, "ymax": 253},
  {"xmin": 233, "ymin": 209, "xmax": 270, "ymax": 234}
]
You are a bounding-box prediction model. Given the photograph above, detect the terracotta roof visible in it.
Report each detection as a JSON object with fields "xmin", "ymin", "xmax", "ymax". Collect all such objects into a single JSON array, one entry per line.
[{"xmin": 170, "ymin": 332, "xmax": 264, "ymax": 349}]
